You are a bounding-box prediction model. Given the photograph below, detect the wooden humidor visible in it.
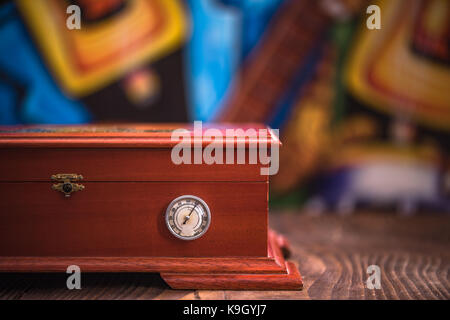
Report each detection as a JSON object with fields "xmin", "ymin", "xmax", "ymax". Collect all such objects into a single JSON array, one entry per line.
[{"xmin": 0, "ymin": 123, "xmax": 302, "ymax": 290}]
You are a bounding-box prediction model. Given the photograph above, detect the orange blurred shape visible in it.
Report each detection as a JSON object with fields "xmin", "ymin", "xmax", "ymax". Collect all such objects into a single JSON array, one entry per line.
[{"xmin": 76, "ymin": 0, "xmax": 126, "ymax": 20}]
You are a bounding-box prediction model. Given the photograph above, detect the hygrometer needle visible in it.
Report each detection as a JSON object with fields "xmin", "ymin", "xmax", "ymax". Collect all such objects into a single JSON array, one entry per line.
[{"xmin": 183, "ymin": 203, "xmax": 198, "ymax": 225}]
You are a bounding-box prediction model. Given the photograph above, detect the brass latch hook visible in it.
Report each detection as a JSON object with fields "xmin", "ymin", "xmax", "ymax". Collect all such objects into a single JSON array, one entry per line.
[{"xmin": 51, "ymin": 174, "xmax": 85, "ymax": 198}]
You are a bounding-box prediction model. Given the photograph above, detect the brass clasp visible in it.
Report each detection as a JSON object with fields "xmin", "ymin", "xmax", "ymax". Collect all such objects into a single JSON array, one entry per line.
[{"xmin": 51, "ymin": 174, "xmax": 84, "ymax": 198}]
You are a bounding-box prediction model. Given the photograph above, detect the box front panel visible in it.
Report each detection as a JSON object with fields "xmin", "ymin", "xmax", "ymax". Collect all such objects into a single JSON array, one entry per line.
[
  {"xmin": 0, "ymin": 148, "xmax": 267, "ymax": 182},
  {"xmin": 0, "ymin": 181, "xmax": 267, "ymax": 257}
]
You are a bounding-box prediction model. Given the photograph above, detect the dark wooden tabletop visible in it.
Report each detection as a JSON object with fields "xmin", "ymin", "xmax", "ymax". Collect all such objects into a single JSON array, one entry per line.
[{"xmin": 1, "ymin": 211, "xmax": 448, "ymax": 300}]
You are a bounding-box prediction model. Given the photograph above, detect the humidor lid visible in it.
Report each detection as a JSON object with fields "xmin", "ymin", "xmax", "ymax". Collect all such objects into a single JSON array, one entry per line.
[
  {"xmin": 0, "ymin": 124, "xmax": 279, "ymax": 182},
  {"xmin": 0, "ymin": 123, "xmax": 280, "ymax": 148}
]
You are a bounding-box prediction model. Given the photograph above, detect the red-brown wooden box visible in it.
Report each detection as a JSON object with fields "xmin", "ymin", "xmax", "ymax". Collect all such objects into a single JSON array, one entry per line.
[{"xmin": 0, "ymin": 123, "xmax": 302, "ymax": 290}]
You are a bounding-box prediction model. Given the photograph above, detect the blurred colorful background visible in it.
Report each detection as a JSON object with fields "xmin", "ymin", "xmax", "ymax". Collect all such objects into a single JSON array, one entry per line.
[{"xmin": 0, "ymin": 0, "xmax": 449, "ymax": 214}]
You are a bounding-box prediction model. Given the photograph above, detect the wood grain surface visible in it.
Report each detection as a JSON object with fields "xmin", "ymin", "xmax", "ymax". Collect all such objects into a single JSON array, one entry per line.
[
  {"xmin": 0, "ymin": 211, "xmax": 448, "ymax": 300},
  {"xmin": 0, "ymin": 149, "xmax": 268, "ymax": 182},
  {"xmin": 0, "ymin": 182, "xmax": 267, "ymax": 257}
]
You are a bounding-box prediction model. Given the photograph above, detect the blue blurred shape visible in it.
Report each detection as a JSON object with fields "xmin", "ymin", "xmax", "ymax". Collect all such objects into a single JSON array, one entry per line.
[
  {"xmin": 185, "ymin": 0, "xmax": 241, "ymax": 121},
  {"xmin": 224, "ymin": 0, "xmax": 284, "ymax": 57},
  {"xmin": 185, "ymin": 0, "xmax": 284, "ymax": 121},
  {"xmin": 0, "ymin": 2, "xmax": 90, "ymax": 125}
]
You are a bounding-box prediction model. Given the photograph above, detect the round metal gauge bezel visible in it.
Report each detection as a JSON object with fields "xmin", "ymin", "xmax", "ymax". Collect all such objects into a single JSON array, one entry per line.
[{"xmin": 165, "ymin": 195, "xmax": 211, "ymax": 240}]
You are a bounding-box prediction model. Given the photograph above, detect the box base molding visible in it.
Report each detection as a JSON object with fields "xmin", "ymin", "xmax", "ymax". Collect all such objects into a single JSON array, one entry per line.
[
  {"xmin": 0, "ymin": 230, "xmax": 302, "ymax": 290},
  {"xmin": 161, "ymin": 261, "xmax": 302, "ymax": 290},
  {"xmin": 161, "ymin": 230, "xmax": 303, "ymax": 290}
]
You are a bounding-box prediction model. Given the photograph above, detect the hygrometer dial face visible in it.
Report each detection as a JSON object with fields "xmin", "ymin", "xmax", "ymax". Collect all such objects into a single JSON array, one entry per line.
[{"xmin": 165, "ymin": 195, "xmax": 211, "ymax": 240}]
